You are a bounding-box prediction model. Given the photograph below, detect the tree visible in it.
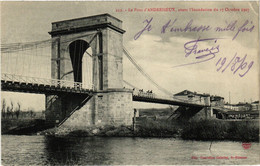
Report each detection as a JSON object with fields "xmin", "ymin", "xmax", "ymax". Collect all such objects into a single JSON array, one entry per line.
[
  {"xmin": 29, "ymin": 109, "xmax": 35, "ymax": 119},
  {"xmin": 1, "ymin": 99, "xmax": 6, "ymax": 118},
  {"xmin": 6, "ymin": 106, "xmax": 11, "ymax": 118},
  {"xmin": 10, "ymin": 101, "xmax": 14, "ymax": 119},
  {"xmin": 41, "ymin": 110, "xmax": 45, "ymax": 119},
  {"xmin": 15, "ymin": 102, "xmax": 21, "ymax": 119}
]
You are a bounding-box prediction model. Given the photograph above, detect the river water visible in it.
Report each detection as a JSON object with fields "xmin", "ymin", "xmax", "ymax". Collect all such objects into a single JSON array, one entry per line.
[{"xmin": 1, "ymin": 135, "xmax": 259, "ymax": 165}]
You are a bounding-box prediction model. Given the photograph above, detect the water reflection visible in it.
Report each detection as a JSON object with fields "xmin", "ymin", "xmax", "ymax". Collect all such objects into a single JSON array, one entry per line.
[
  {"xmin": 43, "ymin": 136, "xmax": 115, "ymax": 165},
  {"xmin": 2, "ymin": 135, "xmax": 260, "ymax": 165}
]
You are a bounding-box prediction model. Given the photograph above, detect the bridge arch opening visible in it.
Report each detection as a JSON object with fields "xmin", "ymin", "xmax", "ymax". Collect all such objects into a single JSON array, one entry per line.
[
  {"xmin": 68, "ymin": 40, "xmax": 93, "ymax": 89},
  {"xmin": 82, "ymin": 47, "xmax": 93, "ymax": 89}
]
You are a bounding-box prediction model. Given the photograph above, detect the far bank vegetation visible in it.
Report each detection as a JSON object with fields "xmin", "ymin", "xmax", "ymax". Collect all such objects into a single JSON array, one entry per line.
[{"xmin": 1, "ymin": 99, "xmax": 45, "ymax": 134}]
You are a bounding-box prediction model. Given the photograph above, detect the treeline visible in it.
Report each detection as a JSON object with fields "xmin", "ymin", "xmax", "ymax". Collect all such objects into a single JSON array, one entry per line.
[
  {"xmin": 1, "ymin": 99, "xmax": 44, "ymax": 119},
  {"xmin": 135, "ymin": 118, "xmax": 259, "ymax": 142}
]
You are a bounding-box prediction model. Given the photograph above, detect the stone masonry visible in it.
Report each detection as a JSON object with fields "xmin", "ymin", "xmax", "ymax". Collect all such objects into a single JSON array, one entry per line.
[{"xmin": 45, "ymin": 14, "xmax": 133, "ymax": 127}]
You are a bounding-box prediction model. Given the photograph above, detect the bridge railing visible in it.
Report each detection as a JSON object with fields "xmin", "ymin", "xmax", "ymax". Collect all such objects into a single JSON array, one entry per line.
[
  {"xmin": 133, "ymin": 90, "xmax": 209, "ymax": 106},
  {"xmin": 1, "ymin": 73, "xmax": 91, "ymax": 91}
]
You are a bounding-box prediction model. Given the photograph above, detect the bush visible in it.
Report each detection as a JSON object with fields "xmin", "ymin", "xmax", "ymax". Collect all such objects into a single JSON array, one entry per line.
[
  {"xmin": 136, "ymin": 118, "xmax": 179, "ymax": 137},
  {"xmin": 226, "ymin": 121, "xmax": 259, "ymax": 141},
  {"xmin": 1, "ymin": 118, "xmax": 33, "ymax": 134},
  {"xmin": 181, "ymin": 119, "xmax": 259, "ymax": 142}
]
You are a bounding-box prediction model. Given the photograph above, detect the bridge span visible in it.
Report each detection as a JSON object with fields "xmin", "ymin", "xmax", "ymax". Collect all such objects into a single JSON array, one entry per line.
[
  {"xmin": 1, "ymin": 14, "xmax": 213, "ymax": 127},
  {"xmin": 1, "ymin": 73, "xmax": 93, "ymax": 95},
  {"xmin": 1, "ymin": 73, "xmax": 208, "ymax": 108}
]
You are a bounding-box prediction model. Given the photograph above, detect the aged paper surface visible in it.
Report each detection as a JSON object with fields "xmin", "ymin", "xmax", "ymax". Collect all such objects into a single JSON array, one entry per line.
[{"xmin": 1, "ymin": 1, "xmax": 259, "ymax": 165}]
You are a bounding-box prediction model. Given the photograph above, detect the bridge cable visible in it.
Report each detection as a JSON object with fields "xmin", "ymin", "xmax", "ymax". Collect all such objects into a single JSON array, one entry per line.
[
  {"xmin": 1, "ymin": 33, "xmax": 99, "ymax": 54},
  {"xmin": 123, "ymin": 46, "xmax": 173, "ymax": 96},
  {"xmin": 123, "ymin": 47, "xmax": 191, "ymax": 102}
]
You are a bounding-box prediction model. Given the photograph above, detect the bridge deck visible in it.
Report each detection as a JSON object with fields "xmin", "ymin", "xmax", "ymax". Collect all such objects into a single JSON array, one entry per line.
[
  {"xmin": 133, "ymin": 95, "xmax": 207, "ymax": 107},
  {"xmin": 1, "ymin": 73, "xmax": 92, "ymax": 95},
  {"xmin": 133, "ymin": 92, "xmax": 209, "ymax": 107},
  {"xmin": 1, "ymin": 80, "xmax": 92, "ymax": 95},
  {"xmin": 1, "ymin": 73, "xmax": 209, "ymax": 107}
]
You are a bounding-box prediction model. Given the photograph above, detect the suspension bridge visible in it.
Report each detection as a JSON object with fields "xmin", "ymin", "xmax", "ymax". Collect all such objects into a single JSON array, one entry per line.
[
  {"xmin": 1, "ymin": 14, "xmax": 211, "ymax": 127},
  {"xmin": 1, "ymin": 43, "xmax": 208, "ymax": 107}
]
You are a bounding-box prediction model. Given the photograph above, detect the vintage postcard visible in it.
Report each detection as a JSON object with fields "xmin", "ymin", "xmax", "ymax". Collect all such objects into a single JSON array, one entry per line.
[{"xmin": 1, "ymin": 1, "xmax": 259, "ymax": 165}]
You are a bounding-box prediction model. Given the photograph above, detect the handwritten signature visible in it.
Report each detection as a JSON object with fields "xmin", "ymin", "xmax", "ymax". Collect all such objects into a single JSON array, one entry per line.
[
  {"xmin": 173, "ymin": 37, "xmax": 221, "ymax": 67},
  {"xmin": 184, "ymin": 37, "xmax": 220, "ymax": 59}
]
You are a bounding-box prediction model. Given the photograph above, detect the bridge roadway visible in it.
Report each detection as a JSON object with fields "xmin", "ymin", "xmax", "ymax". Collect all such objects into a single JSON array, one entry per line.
[
  {"xmin": 1, "ymin": 73, "xmax": 93, "ymax": 95},
  {"xmin": 1, "ymin": 73, "xmax": 208, "ymax": 107},
  {"xmin": 133, "ymin": 92, "xmax": 208, "ymax": 107}
]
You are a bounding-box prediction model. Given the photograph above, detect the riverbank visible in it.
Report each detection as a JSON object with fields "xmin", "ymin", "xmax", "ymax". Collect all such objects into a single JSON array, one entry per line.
[
  {"xmin": 181, "ymin": 119, "xmax": 259, "ymax": 142},
  {"xmin": 40, "ymin": 125, "xmax": 133, "ymax": 137},
  {"xmin": 134, "ymin": 119, "xmax": 259, "ymax": 142},
  {"xmin": 38, "ymin": 119, "xmax": 259, "ymax": 142},
  {"xmin": 2, "ymin": 118, "xmax": 259, "ymax": 142},
  {"xmin": 1, "ymin": 118, "xmax": 53, "ymax": 135}
]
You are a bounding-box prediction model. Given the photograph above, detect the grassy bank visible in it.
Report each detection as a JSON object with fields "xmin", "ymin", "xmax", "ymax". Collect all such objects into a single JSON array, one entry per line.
[
  {"xmin": 135, "ymin": 118, "xmax": 181, "ymax": 137},
  {"xmin": 181, "ymin": 119, "xmax": 259, "ymax": 142},
  {"xmin": 136, "ymin": 119, "xmax": 259, "ymax": 142},
  {"xmin": 42, "ymin": 119, "xmax": 259, "ymax": 142},
  {"xmin": 1, "ymin": 118, "xmax": 51, "ymax": 135},
  {"xmin": 2, "ymin": 116, "xmax": 259, "ymax": 142},
  {"xmin": 1, "ymin": 118, "xmax": 33, "ymax": 134}
]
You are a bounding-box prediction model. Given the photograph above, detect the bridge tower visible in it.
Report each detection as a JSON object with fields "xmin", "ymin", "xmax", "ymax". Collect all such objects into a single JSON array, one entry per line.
[{"xmin": 46, "ymin": 14, "xmax": 133, "ymax": 127}]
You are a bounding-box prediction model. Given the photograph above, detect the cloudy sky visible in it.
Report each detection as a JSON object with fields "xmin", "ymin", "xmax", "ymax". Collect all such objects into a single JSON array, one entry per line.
[{"xmin": 1, "ymin": 1, "xmax": 259, "ymax": 110}]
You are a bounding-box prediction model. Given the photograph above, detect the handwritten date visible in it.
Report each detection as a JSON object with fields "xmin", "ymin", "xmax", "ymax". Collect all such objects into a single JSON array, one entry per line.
[{"xmin": 216, "ymin": 53, "xmax": 254, "ymax": 77}]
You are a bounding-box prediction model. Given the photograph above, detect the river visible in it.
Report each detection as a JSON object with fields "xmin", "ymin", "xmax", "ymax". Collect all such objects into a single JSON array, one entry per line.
[{"xmin": 1, "ymin": 135, "xmax": 259, "ymax": 165}]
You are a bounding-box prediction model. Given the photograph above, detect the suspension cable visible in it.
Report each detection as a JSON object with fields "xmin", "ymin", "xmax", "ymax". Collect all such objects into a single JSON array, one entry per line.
[
  {"xmin": 123, "ymin": 46, "xmax": 173, "ymax": 96},
  {"xmin": 1, "ymin": 33, "xmax": 98, "ymax": 54}
]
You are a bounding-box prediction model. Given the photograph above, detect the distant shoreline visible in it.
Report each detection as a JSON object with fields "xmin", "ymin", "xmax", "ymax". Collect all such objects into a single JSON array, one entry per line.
[{"xmin": 2, "ymin": 118, "xmax": 258, "ymax": 142}]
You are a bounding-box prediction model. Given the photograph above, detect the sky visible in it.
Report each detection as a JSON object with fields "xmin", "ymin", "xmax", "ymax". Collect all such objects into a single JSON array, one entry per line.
[{"xmin": 1, "ymin": 1, "xmax": 259, "ymax": 111}]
